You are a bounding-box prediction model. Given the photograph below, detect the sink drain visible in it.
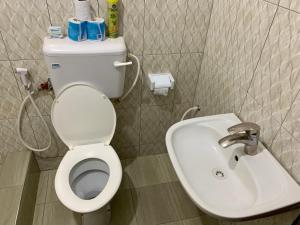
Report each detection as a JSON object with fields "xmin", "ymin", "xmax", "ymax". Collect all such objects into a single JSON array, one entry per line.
[{"xmin": 212, "ymin": 168, "xmax": 227, "ymax": 180}]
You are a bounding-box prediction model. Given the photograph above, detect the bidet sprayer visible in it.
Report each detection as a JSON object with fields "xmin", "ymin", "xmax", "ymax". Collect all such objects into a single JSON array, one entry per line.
[{"xmin": 16, "ymin": 68, "xmax": 31, "ymax": 90}]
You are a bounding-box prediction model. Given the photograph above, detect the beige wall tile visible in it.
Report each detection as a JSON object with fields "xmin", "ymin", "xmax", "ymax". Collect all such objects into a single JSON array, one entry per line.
[
  {"xmin": 0, "ymin": 186, "xmax": 22, "ymax": 225},
  {"xmin": 0, "ymin": 117, "xmax": 37, "ymax": 159},
  {"xmin": 0, "ymin": 0, "xmax": 50, "ymax": 59},
  {"xmin": 140, "ymin": 104, "xmax": 173, "ymax": 144},
  {"xmin": 12, "ymin": 60, "xmax": 53, "ymax": 117},
  {"xmin": 30, "ymin": 115, "xmax": 68, "ymax": 159},
  {"xmin": 36, "ymin": 156, "xmax": 62, "ymax": 171},
  {"xmin": 172, "ymin": 103, "xmax": 203, "ymax": 123},
  {"xmin": 112, "ymin": 107, "xmax": 140, "ymax": 149},
  {"xmin": 142, "ymin": 54, "xmax": 180, "ymax": 106},
  {"xmin": 194, "ymin": 0, "xmax": 277, "ymax": 117},
  {"xmin": 181, "ymin": 0, "xmax": 213, "ymax": 53},
  {"xmin": 271, "ymin": 126, "xmax": 300, "ymax": 182},
  {"xmin": 174, "ymin": 53, "xmax": 203, "ymax": 104},
  {"xmin": 280, "ymin": 0, "xmax": 300, "ymax": 13},
  {"xmin": 30, "ymin": 116, "xmax": 60, "ymax": 158},
  {"xmin": 248, "ymin": 8, "xmax": 300, "ymax": 125},
  {"xmin": 113, "ymin": 145, "xmax": 139, "ymax": 159},
  {"xmin": 0, "ymin": 32, "xmax": 8, "ymax": 60},
  {"xmin": 282, "ymin": 95, "xmax": 300, "ymax": 143},
  {"xmin": 47, "ymin": 0, "xmax": 99, "ymax": 32},
  {"xmin": 144, "ymin": 0, "xmax": 187, "ymax": 54},
  {"xmin": 120, "ymin": 0, "xmax": 144, "ymax": 54},
  {"xmin": 0, "ymin": 61, "xmax": 22, "ymax": 120}
]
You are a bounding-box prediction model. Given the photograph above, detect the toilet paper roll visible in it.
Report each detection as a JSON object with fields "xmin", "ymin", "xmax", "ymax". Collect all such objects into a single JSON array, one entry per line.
[
  {"xmin": 74, "ymin": 0, "xmax": 91, "ymax": 21},
  {"xmin": 87, "ymin": 18, "xmax": 106, "ymax": 41},
  {"xmin": 68, "ymin": 18, "xmax": 87, "ymax": 41},
  {"xmin": 153, "ymin": 88, "xmax": 169, "ymax": 96},
  {"xmin": 153, "ymin": 75, "xmax": 172, "ymax": 89}
]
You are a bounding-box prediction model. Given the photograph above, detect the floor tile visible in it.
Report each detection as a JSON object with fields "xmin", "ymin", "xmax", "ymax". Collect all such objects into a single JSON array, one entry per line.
[
  {"xmin": 46, "ymin": 170, "xmax": 59, "ymax": 203},
  {"xmin": 33, "ymin": 204, "xmax": 45, "ymax": 225},
  {"xmin": 125, "ymin": 154, "xmax": 178, "ymax": 188},
  {"xmin": 0, "ymin": 151, "xmax": 30, "ymax": 188},
  {"xmin": 135, "ymin": 183, "xmax": 179, "ymax": 225},
  {"xmin": 160, "ymin": 221, "xmax": 183, "ymax": 225},
  {"xmin": 120, "ymin": 160, "xmax": 133, "ymax": 190},
  {"xmin": 36, "ymin": 157, "xmax": 62, "ymax": 171},
  {"xmin": 43, "ymin": 201, "xmax": 81, "ymax": 225},
  {"xmin": 140, "ymin": 142, "xmax": 168, "ymax": 156},
  {"xmin": 0, "ymin": 186, "xmax": 22, "ymax": 225},
  {"xmin": 181, "ymin": 215, "xmax": 219, "ymax": 225},
  {"xmin": 181, "ymin": 217, "xmax": 204, "ymax": 225},
  {"xmin": 110, "ymin": 189, "xmax": 137, "ymax": 225},
  {"xmin": 168, "ymin": 182, "xmax": 200, "ymax": 220},
  {"xmin": 36, "ymin": 171, "xmax": 50, "ymax": 204}
]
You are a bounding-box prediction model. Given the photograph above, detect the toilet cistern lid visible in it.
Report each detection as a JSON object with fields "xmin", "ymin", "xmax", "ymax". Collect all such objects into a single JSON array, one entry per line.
[{"xmin": 51, "ymin": 84, "xmax": 116, "ymax": 148}]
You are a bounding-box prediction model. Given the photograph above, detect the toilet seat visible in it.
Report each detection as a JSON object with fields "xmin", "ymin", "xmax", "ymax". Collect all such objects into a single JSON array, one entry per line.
[
  {"xmin": 51, "ymin": 84, "xmax": 116, "ymax": 147},
  {"xmin": 55, "ymin": 143, "xmax": 122, "ymax": 213},
  {"xmin": 51, "ymin": 84, "xmax": 122, "ymax": 213}
]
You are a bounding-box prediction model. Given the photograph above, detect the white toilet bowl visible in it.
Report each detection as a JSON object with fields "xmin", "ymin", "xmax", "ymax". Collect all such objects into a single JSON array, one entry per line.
[{"xmin": 51, "ymin": 84, "xmax": 122, "ymax": 225}]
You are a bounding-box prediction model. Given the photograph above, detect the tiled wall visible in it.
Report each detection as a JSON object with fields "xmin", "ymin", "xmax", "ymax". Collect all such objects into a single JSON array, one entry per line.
[
  {"xmin": 194, "ymin": 0, "xmax": 300, "ymax": 184},
  {"xmin": 0, "ymin": 0, "xmax": 212, "ymax": 169}
]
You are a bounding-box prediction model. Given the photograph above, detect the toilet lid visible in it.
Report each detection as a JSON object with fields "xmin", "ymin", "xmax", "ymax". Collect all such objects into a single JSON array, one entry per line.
[{"xmin": 51, "ymin": 84, "xmax": 116, "ymax": 148}]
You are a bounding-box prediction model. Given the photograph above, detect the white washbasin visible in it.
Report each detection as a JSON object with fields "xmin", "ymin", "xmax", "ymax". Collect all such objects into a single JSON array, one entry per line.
[{"xmin": 165, "ymin": 113, "xmax": 300, "ymax": 220}]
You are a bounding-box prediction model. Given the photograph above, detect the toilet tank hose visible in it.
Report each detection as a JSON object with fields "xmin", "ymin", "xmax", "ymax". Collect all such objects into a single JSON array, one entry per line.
[{"xmin": 118, "ymin": 53, "xmax": 141, "ymax": 102}]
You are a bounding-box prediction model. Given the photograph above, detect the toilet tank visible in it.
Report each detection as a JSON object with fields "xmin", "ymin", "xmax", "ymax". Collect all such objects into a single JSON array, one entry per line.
[{"xmin": 43, "ymin": 37, "xmax": 127, "ymax": 98}]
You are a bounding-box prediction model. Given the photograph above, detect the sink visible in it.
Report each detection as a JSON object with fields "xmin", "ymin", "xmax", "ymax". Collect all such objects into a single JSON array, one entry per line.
[{"xmin": 165, "ymin": 113, "xmax": 300, "ymax": 220}]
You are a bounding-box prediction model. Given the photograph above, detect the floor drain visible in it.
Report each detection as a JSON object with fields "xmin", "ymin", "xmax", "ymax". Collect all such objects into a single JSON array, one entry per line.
[{"xmin": 212, "ymin": 168, "xmax": 227, "ymax": 180}]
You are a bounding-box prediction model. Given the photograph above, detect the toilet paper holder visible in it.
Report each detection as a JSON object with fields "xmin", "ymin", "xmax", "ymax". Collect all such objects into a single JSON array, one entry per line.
[{"xmin": 147, "ymin": 73, "xmax": 175, "ymax": 92}]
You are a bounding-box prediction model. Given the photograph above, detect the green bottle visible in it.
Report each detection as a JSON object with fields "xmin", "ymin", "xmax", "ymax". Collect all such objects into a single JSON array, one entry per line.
[{"xmin": 107, "ymin": 0, "xmax": 119, "ymax": 38}]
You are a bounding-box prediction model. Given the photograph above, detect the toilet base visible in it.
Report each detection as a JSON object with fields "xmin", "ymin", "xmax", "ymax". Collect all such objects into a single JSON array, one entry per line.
[{"xmin": 82, "ymin": 204, "xmax": 111, "ymax": 225}]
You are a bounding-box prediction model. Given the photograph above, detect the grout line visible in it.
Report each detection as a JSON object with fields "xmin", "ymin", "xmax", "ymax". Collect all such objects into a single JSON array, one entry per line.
[
  {"xmin": 171, "ymin": 0, "xmax": 190, "ymax": 110},
  {"xmin": 45, "ymin": 0, "xmax": 53, "ymax": 26},
  {"xmin": 262, "ymin": 0, "xmax": 279, "ymax": 6},
  {"xmin": 0, "ymin": 184, "xmax": 24, "ymax": 190},
  {"xmin": 178, "ymin": 0, "xmax": 190, "ymax": 54},
  {"xmin": 270, "ymin": 88, "xmax": 300, "ymax": 147},
  {"xmin": 96, "ymin": 0, "xmax": 100, "ymax": 17},
  {"xmin": 141, "ymin": 0, "xmax": 146, "ymax": 57},
  {"xmin": 192, "ymin": 0, "xmax": 215, "ymax": 106},
  {"xmin": 278, "ymin": 4, "xmax": 300, "ymax": 15},
  {"xmin": 238, "ymin": 2, "xmax": 279, "ymax": 115}
]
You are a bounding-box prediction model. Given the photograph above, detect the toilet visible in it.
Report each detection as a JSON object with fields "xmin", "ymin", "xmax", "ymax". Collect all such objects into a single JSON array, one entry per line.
[{"xmin": 43, "ymin": 37, "xmax": 127, "ymax": 225}]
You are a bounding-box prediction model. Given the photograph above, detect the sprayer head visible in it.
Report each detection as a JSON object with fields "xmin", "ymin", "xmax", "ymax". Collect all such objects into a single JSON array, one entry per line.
[{"xmin": 16, "ymin": 68, "xmax": 31, "ymax": 89}]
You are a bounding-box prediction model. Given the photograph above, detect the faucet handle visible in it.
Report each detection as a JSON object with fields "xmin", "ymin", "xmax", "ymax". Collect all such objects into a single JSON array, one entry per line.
[{"xmin": 228, "ymin": 122, "xmax": 260, "ymax": 136}]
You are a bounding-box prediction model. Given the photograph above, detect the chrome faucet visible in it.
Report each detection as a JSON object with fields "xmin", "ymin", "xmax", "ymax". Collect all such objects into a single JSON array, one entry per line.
[{"xmin": 218, "ymin": 122, "xmax": 260, "ymax": 155}]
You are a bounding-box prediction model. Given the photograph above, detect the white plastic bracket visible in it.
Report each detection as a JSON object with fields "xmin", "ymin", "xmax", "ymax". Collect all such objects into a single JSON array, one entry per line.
[
  {"xmin": 113, "ymin": 61, "xmax": 133, "ymax": 68},
  {"xmin": 147, "ymin": 73, "xmax": 175, "ymax": 91}
]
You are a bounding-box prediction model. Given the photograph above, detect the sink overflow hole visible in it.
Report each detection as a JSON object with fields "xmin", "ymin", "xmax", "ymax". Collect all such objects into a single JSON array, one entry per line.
[
  {"xmin": 212, "ymin": 168, "xmax": 227, "ymax": 180},
  {"xmin": 235, "ymin": 155, "xmax": 239, "ymax": 161}
]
